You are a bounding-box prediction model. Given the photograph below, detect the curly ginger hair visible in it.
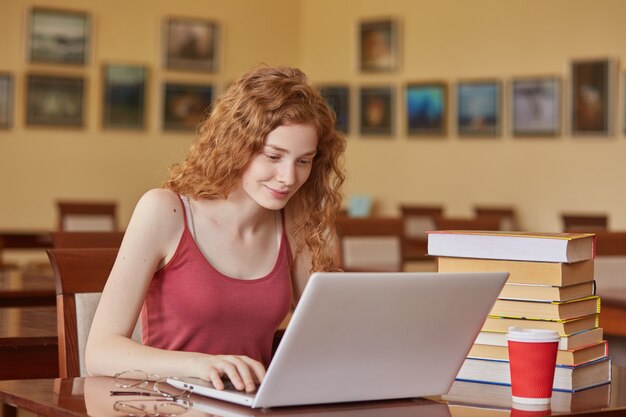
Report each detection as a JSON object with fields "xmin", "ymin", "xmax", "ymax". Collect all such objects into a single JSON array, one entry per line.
[{"xmin": 163, "ymin": 65, "xmax": 346, "ymax": 272}]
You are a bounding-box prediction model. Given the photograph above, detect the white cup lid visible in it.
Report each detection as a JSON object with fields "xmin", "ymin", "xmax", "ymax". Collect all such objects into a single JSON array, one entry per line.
[{"xmin": 507, "ymin": 326, "xmax": 560, "ymax": 343}]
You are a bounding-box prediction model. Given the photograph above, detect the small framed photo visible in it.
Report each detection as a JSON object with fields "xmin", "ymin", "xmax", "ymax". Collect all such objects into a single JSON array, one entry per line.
[
  {"xmin": 26, "ymin": 74, "xmax": 84, "ymax": 127},
  {"xmin": 406, "ymin": 82, "xmax": 447, "ymax": 136},
  {"xmin": 0, "ymin": 74, "xmax": 13, "ymax": 129},
  {"xmin": 457, "ymin": 80, "xmax": 501, "ymax": 137},
  {"xmin": 512, "ymin": 77, "xmax": 561, "ymax": 137},
  {"xmin": 359, "ymin": 18, "xmax": 399, "ymax": 72},
  {"xmin": 28, "ymin": 7, "xmax": 90, "ymax": 65},
  {"xmin": 320, "ymin": 86, "xmax": 349, "ymax": 134},
  {"xmin": 360, "ymin": 86, "xmax": 394, "ymax": 136},
  {"xmin": 571, "ymin": 58, "xmax": 616, "ymax": 136},
  {"xmin": 163, "ymin": 83, "xmax": 213, "ymax": 132},
  {"xmin": 164, "ymin": 17, "xmax": 219, "ymax": 72},
  {"xmin": 103, "ymin": 65, "xmax": 147, "ymax": 129}
]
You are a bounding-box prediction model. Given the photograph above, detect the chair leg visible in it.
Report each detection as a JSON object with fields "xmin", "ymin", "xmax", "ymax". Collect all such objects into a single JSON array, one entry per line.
[{"xmin": 2, "ymin": 404, "xmax": 17, "ymax": 417}]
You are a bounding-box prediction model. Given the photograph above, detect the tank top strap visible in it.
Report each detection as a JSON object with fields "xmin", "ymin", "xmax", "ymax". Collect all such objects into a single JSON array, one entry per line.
[{"xmin": 178, "ymin": 194, "xmax": 196, "ymax": 240}]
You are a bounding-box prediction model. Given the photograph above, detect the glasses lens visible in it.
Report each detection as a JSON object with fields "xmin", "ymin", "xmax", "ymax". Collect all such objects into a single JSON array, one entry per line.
[
  {"xmin": 154, "ymin": 377, "xmax": 190, "ymax": 399},
  {"xmin": 155, "ymin": 401, "xmax": 190, "ymax": 416},
  {"xmin": 114, "ymin": 370, "xmax": 151, "ymax": 389},
  {"xmin": 114, "ymin": 401, "xmax": 151, "ymax": 416}
]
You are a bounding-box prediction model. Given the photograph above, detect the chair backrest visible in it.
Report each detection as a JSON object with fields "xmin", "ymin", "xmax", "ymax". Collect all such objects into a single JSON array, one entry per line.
[
  {"xmin": 52, "ymin": 231, "xmax": 125, "ymax": 248},
  {"xmin": 335, "ymin": 216, "xmax": 403, "ymax": 272},
  {"xmin": 399, "ymin": 205, "xmax": 443, "ymax": 262},
  {"xmin": 474, "ymin": 206, "xmax": 519, "ymax": 231},
  {"xmin": 56, "ymin": 200, "xmax": 118, "ymax": 232},
  {"xmin": 434, "ymin": 216, "xmax": 501, "ymax": 231},
  {"xmin": 561, "ymin": 213, "xmax": 608, "ymax": 232},
  {"xmin": 46, "ymin": 248, "xmax": 140, "ymax": 377}
]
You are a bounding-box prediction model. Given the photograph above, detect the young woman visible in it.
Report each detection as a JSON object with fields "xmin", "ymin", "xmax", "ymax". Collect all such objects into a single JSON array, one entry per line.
[{"xmin": 85, "ymin": 65, "xmax": 346, "ymax": 393}]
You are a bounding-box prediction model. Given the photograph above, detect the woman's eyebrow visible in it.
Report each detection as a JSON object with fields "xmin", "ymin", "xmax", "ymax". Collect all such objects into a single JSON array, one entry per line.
[{"xmin": 265, "ymin": 144, "xmax": 317, "ymax": 156}]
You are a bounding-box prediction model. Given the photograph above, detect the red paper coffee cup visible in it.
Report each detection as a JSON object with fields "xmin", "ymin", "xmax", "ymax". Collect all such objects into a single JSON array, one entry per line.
[
  {"xmin": 509, "ymin": 402, "xmax": 551, "ymax": 417},
  {"xmin": 507, "ymin": 327, "xmax": 559, "ymax": 404}
]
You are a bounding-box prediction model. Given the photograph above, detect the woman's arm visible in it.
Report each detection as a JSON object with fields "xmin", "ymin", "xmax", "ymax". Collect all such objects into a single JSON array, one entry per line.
[{"xmin": 85, "ymin": 189, "xmax": 263, "ymax": 392}]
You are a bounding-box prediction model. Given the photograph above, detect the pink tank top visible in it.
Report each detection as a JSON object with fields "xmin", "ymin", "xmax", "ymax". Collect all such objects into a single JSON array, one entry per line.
[{"xmin": 140, "ymin": 196, "xmax": 293, "ymax": 366}]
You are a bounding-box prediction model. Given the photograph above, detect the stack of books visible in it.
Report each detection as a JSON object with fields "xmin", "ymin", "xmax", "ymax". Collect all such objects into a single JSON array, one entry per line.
[{"xmin": 427, "ymin": 230, "xmax": 612, "ymax": 393}]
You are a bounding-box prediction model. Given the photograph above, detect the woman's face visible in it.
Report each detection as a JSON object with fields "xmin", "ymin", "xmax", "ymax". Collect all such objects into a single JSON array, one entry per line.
[{"xmin": 241, "ymin": 123, "xmax": 318, "ymax": 211}]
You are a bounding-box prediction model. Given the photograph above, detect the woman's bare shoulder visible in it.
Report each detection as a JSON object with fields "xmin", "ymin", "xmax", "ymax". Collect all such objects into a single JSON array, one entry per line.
[{"xmin": 127, "ymin": 188, "xmax": 183, "ymax": 235}]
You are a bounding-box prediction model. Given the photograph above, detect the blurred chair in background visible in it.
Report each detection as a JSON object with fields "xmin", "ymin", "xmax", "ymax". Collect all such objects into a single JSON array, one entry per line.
[
  {"xmin": 399, "ymin": 205, "xmax": 443, "ymax": 263},
  {"xmin": 56, "ymin": 200, "xmax": 118, "ymax": 232},
  {"xmin": 46, "ymin": 248, "xmax": 140, "ymax": 377},
  {"xmin": 51, "ymin": 231, "xmax": 125, "ymax": 249},
  {"xmin": 474, "ymin": 205, "xmax": 519, "ymax": 231},
  {"xmin": 335, "ymin": 216, "xmax": 403, "ymax": 272},
  {"xmin": 561, "ymin": 213, "xmax": 608, "ymax": 232},
  {"xmin": 434, "ymin": 216, "xmax": 501, "ymax": 231},
  {"xmin": 593, "ymin": 231, "xmax": 626, "ymax": 339}
]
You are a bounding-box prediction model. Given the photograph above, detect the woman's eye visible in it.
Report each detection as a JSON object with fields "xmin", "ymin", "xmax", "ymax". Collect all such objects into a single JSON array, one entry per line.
[
  {"xmin": 297, "ymin": 159, "xmax": 312, "ymax": 165},
  {"xmin": 265, "ymin": 154, "xmax": 281, "ymax": 161}
]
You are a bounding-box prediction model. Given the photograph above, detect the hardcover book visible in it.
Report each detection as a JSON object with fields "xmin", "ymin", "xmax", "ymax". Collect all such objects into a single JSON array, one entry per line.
[
  {"xmin": 467, "ymin": 339, "xmax": 608, "ymax": 366},
  {"xmin": 437, "ymin": 257, "xmax": 594, "ymax": 286},
  {"xmin": 482, "ymin": 314, "xmax": 599, "ymax": 336},
  {"xmin": 455, "ymin": 356, "xmax": 612, "ymax": 392},
  {"xmin": 474, "ymin": 327, "xmax": 604, "ymax": 351},
  {"xmin": 428, "ymin": 231, "xmax": 595, "ymax": 263},
  {"xmin": 489, "ymin": 296, "xmax": 600, "ymax": 321}
]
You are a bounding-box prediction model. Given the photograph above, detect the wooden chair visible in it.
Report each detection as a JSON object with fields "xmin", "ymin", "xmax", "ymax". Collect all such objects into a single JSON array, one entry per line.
[
  {"xmin": 46, "ymin": 248, "xmax": 141, "ymax": 377},
  {"xmin": 561, "ymin": 213, "xmax": 608, "ymax": 232},
  {"xmin": 399, "ymin": 205, "xmax": 443, "ymax": 262},
  {"xmin": 52, "ymin": 231, "xmax": 125, "ymax": 248},
  {"xmin": 474, "ymin": 205, "xmax": 519, "ymax": 231},
  {"xmin": 56, "ymin": 200, "xmax": 118, "ymax": 232},
  {"xmin": 592, "ymin": 231, "xmax": 626, "ymax": 337},
  {"xmin": 335, "ymin": 216, "xmax": 403, "ymax": 272},
  {"xmin": 433, "ymin": 216, "xmax": 501, "ymax": 231}
]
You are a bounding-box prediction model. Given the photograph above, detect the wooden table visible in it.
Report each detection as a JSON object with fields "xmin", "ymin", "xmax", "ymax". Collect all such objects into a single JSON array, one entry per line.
[
  {"xmin": 0, "ymin": 369, "xmax": 625, "ymax": 417},
  {"xmin": 0, "ymin": 268, "xmax": 58, "ymax": 380}
]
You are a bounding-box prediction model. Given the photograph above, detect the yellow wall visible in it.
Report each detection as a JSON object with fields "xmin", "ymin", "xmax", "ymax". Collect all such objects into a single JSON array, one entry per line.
[
  {"xmin": 1, "ymin": 0, "xmax": 625, "ymax": 234},
  {"xmin": 0, "ymin": 0, "xmax": 301, "ymax": 230},
  {"xmin": 299, "ymin": 0, "xmax": 626, "ymax": 231}
]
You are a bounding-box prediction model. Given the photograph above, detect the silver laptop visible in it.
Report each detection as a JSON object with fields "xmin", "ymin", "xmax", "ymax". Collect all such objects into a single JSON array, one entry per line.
[{"xmin": 168, "ymin": 271, "xmax": 508, "ymax": 408}]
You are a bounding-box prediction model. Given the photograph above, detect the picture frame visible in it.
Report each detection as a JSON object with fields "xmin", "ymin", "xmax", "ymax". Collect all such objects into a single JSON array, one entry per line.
[
  {"xmin": 0, "ymin": 74, "xmax": 13, "ymax": 129},
  {"xmin": 28, "ymin": 7, "xmax": 90, "ymax": 65},
  {"xmin": 456, "ymin": 80, "xmax": 501, "ymax": 137},
  {"xmin": 512, "ymin": 76, "xmax": 561, "ymax": 137},
  {"xmin": 164, "ymin": 17, "xmax": 219, "ymax": 72},
  {"xmin": 103, "ymin": 65, "xmax": 147, "ymax": 129},
  {"xmin": 571, "ymin": 58, "xmax": 615, "ymax": 136},
  {"xmin": 26, "ymin": 74, "xmax": 84, "ymax": 127},
  {"xmin": 406, "ymin": 82, "xmax": 447, "ymax": 136},
  {"xmin": 320, "ymin": 85, "xmax": 349, "ymax": 134},
  {"xmin": 358, "ymin": 18, "xmax": 399, "ymax": 73},
  {"xmin": 359, "ymin": 86, "xmax": 394, "ymax": 136},
  {"xmin": 163, "ymin": 82, "xmax": 213, "ymax": 132}
]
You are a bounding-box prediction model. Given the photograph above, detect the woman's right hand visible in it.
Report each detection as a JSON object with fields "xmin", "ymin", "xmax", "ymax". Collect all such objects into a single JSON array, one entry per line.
[{"xmin": 193, "ymin": 354, "xmax": 266, "ymax": 393}]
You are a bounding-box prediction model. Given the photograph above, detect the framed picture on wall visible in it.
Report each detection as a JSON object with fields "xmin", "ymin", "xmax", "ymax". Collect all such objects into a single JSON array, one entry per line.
[
  {"xmin": 26, "ymin": 74, "xmax": 84, "ymax": 127},
  {"xmin": 406, "ymin": 82, "xmax": 447, "ymax": 136},
  {"xmin": 320, "ymin": 85, "xmax": 349, "ymax": 134},
  {"xmin": 28, "ymin": 7, "xmax": 90, "ymax": 65},
  {"xmin": 103, "ymin": 65, "xmax": 147, "ymax": 129},
  {"xmin": 164, "ymin": 17, "xmax": 219, "ymax": 72},
  {"xmin": 358, "ymin": 18, "xmax": 399, "ymax": 72},
  {"xmin": 571, "ymin": 58, "xmax": 616, "ymax": 136},
  {"xmin": 512, "ymin": 76, "xmax": 561, "ymax": 137},
  {"xmin": 0, "ymin": 74, "xmax": 13, "ymax": 129},
  {"xmin": 163, "ymin": 83, "xmax": 213, "ymax": 132},
  {"xmin": 456, "ymin": 80, "xmax": 501, "ymax": 137},
  {"xmin": 359, "ymin": 86, "xmax": 394, "ymax": 136}
]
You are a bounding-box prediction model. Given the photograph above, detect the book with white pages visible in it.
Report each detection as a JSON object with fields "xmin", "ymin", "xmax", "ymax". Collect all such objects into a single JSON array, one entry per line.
[
  {"xmin": 167, "ymin": 271, "xmax": 508, "ymax": 408},
  {"xmin": 474, "ymin": 327, "xmax": 604, "ymax": 351}
]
